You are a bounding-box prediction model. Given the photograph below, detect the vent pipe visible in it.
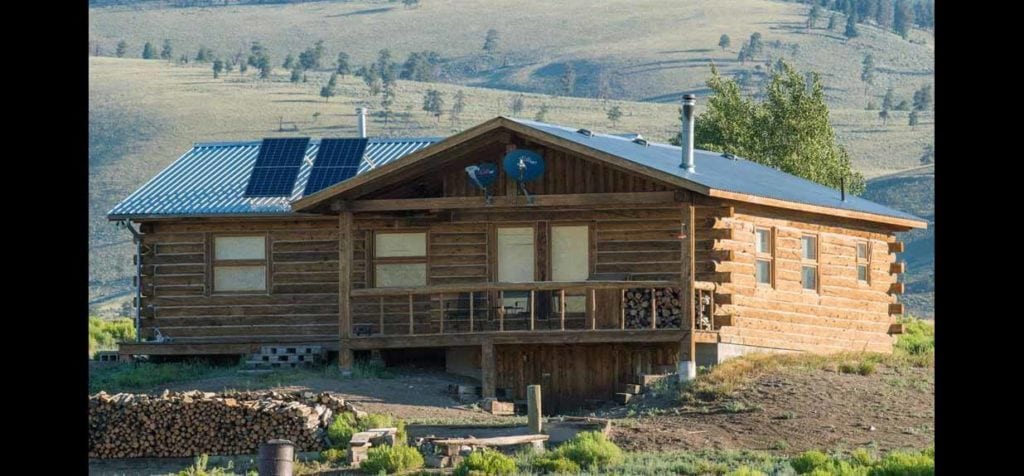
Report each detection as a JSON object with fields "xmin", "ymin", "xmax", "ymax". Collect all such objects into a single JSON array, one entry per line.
[
  {"xmin": 680, "ymin": 94, "xmax": 696, "ymax": 173},
  {"xmin": 356, "ymin": 107, "xmax": 367, "ymax": 138}
]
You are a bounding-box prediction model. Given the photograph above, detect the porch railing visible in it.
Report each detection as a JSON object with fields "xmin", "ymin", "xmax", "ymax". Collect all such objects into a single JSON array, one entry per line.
[{"xmin": 348, "ymin": 281, "xmax": 716, "ymax": 337}]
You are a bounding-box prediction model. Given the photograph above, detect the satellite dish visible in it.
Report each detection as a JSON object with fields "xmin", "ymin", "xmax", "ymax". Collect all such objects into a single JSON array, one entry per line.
[
  {"xmin": 502, "ymin": 149, "xmax": 544, "ymax": 204},
  {"xmin": 502, "ymin": 149, "xmax": 545, "ymax": 182},
  {"xmin": 465, "ymin": 163, "xmax": 499, "ymax": 205}
]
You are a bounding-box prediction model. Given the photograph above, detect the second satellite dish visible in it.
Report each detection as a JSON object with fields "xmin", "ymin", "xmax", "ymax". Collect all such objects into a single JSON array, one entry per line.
[{"xmin": 502, "ymin": 149, "xmax": 545, "ymax": 182}]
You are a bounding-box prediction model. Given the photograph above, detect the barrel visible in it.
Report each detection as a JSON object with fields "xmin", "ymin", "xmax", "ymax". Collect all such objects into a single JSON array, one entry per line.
[{"xmin": 258, "ymin": 439, "xmax": 294, "ymax": 476}]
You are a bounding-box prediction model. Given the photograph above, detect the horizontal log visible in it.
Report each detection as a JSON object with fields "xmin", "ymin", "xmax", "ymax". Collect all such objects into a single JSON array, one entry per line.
[
  {"xmin": 349, "ymin": 192, "xmax": 678, "ymax": 211},
  {"xmin": 888, "ymin": 303, "xmax": 904, "ymax": 315},
  {"xmin": 272, "ymin": 240, "xmax": 338, "ymax": 252},
  {"xmin": 345, "ymin": 329, "xmax": 690, "ymax": 349},
  {"xmin": 350, "ymin": 280, "xmax": 679, "ymax": 297},
  {"xmin": 888, "ymin": 241, "xmax": 905, "ymax": 253},
  {"xmin": 888, "ymin": 282, "xmax": 904, "ymax": 295},
  {"xmin": 143, "ymin": 314, "xmax": 338, "ymax": 328},
  {"xmin": 890, "ymin": 262, "xmax": 906, "ymax": 274}
]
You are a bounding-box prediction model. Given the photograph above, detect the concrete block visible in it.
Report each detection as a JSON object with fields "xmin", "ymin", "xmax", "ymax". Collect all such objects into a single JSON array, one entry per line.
[
  {"xmin": 677, "ymin": 360, "xmax": 697, "ymax": 383},
  {"xmin": 614, "ymin": 392, "xmax": 633, "ymax": 404}
]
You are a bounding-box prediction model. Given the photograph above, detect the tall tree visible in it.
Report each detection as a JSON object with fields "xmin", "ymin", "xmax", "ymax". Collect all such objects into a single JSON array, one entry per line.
[
  {"xmin": 160, "ymin": 39, "xmax": 173, "ymax": 60},
  {"xmin": 893, "ymin": 0, "xmax": 913, "ymax": 38},
  {"xmin": 298, "ymin": 40, "xmax": 325, "ymax": 71},
  {"xmin": 142, "ymin": 42, "xmax": 156, "ymax": 59},
  {"xmin": 860, "ymin": 54, "xmax": 875, "ymax": 94},
  {"xmin": 561, "ymin": 63, "xmax": 576, "ymax": 96},
  {"xmin": 534, "ymin": 103, "xmax": 549, "ymax": 122},
  {"xmin": 483, "ymin": 29, "xmax": 501, "ymax": 53},
  {"xmin": 878, "ymin": 108, "xmax": 889, "ymax": 125},
  {"xmin": 737, "ymin": 43, "xmax": 751, "ymax": 63},
  {"xmin": 748, "ymin": 32, "xmax": 764, "ymax": 57},
  {"xmin": 335, "ymin": 52, "xmax": 351, "ymax": 76},
  {"xmin": 908, "ymin": 110, "xmax": 919, "ymax": 127},
  {"xmin": 320, "ymin": 74, "xmax": 338, "ymax": 102},
  {"xmin": 290, "ymin": 67, "xmax": 301, "ymax": 83},
  {"xmin": 913, "ymin": 0, "xmax": 934, "ymax": 29},
  {"xmin": 511, "ymin": 95, "xmax": 525, "ymax": 115},
  {"xmin": 212, "ymin": 59, "xmax": 224, "ymax": 78},
  {"xmin": 256, "ymin": 55, "xmax": 272, "ymax": 79},
  {"xmin": 596, "ymin": 72, "xmax": 612, "ymax": 100},
  {"xmin": 845, "ymin": 12, "xmax": 860, "ymax": 38},
  {"xmin": 912, "ymin": 84, "xmax": 932, "ymax": 111},
  {"xmin": 401, "ymin": 51, "xmax": 442, "ymax": 82},
  {"xmin": 827, "ymin": 13, "xmax": 839, "ymax": 31},
  {"xmin": 450, "ymin": 90, "xmax": 466, "ymax": 126},
  {"xmin": 920, "ymin": 144, "xmax": 934, "ymax": 164},
  {"xmin": 807, "ymin": 4, "xmax": 822, "ymax": 29},
  {"xmin": 607, "ymin": 105, "xmax": 623, "ymax": 127},
  {"xmin": 882, "ymin": 87, "xmax": 895, "ymax": 110},
  {"xmin": 376, "ymin": 49, "xmax": 397, "ymax": 85},
  {"xmin": 381, "ymin": 82, "xmax": 396, "ymax": 126},
  {"xmin": 422, "ymin": 89, "xmax": 445, "ymax": 122},
  {"xmin": 195, "ymin": 46, "xmax": 213, "ymax": 63},
  {"xmin": 283, "ymin": 53, "xmax": 295, "ymax": 70},
  {"xmin": 875, "ymin": 0, "xmax": 893, "ymax": 30},
  {"xmin": 116, "ymin": 40, "xmax": 127, "ymax": 58},
  {"xmin": 718, "ymin": 34, "xmax": 731, "ymax": 50},
  {"xmin": 686, "ymin": 61, "xmax": 865, "ymax": 193},
  {"xmin": 402, "ymin": 0, "xmax": 419, "ymax": 8}
]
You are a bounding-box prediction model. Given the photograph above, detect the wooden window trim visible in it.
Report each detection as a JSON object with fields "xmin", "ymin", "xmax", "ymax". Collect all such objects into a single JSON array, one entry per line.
[
  {"xmin": 755, "ymin": 227, "xmax": 775, "ymax": 288},
  {"xmin": 210, "ymin": 233, "xmax": 270, "ymax": 295},
  {"xmin": 800, "ymin": 234, "xmax": 819, "ymax": 293},
  {"xmin": 856, "ymin": 240, "xmax": 871, "ymax": 286},
  {"xmin": 370, "ymin": 229, "xmax": 429, "ymax": 288}
]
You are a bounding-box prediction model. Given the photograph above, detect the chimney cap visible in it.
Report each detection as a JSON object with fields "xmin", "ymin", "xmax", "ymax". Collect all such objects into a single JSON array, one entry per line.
[{"xmin": 683, "ymin": 93, "xmax": 696, "ymax": 99}]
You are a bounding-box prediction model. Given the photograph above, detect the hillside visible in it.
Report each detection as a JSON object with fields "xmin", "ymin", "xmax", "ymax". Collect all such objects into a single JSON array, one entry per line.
[{"xmin": 88, "ymin": 0, "xmax": 933, "ymax": 313}]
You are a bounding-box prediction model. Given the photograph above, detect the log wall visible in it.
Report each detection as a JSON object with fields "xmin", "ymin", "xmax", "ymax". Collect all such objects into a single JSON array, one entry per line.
[
  {"xmin": 137, "ymin": 218, "xmax": 340, "ymax": 342},
  {"xmin": 700, "ymin": 201, "xmax": 903, "ymax": 354}
]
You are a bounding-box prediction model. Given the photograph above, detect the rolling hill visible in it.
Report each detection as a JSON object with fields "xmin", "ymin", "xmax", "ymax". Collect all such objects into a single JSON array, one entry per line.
[{"xmin": 88, "ymin": 0, "xmax": 934, "ymax": 315}]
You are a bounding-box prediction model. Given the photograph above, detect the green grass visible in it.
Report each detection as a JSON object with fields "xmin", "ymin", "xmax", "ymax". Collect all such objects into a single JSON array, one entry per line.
[
  {"xmin": 455, "ymin": 448, "xmax": 519, "ymax": 476},
  {"xmin": 89, "ymin": 316, "xmax": 135, "ymax": 357},
  {"xmin": 89, "ymin": 359, "xmax": 240, "ymax": 394},
  {"xmin": 596, "ymin": 447, "xmax": 933, "ymax": 475},
  {"xmin": 360, "ymin": 444, "xmax": 424, "ymax": 474}
]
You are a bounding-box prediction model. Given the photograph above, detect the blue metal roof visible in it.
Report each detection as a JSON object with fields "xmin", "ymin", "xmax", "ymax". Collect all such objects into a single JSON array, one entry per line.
[
  {"xmin": 107, "ymin": 137, "xmax": 440, "ymax": 218},
  {"xmin": 509, "ymin": 118, "xmax": 923, "ymax": 223}
]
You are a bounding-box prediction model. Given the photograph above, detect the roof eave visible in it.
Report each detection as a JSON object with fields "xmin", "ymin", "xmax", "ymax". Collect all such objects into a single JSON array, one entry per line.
[{"xmin": 707, "ymin": 189, "xmax": 928, "ymax": 229}]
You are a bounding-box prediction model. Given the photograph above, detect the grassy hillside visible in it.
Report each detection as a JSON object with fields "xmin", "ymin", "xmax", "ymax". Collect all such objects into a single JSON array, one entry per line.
[{"xmin": 88, "ymin": 0, "xmax": 933, "ymax": 313}]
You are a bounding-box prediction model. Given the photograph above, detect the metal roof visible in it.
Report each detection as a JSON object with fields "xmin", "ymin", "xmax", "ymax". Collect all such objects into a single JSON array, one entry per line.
[
  {"xmin": 107, "ymin": 137, "xmax": 440, "ymax": 218},
  {"xmin": 508, "ymin": 118, "xmax": 923, "ymax": 223}
]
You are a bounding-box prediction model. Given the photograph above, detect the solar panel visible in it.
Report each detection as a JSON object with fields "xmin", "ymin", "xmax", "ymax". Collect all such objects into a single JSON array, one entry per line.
[
  {"xmin": 244, "ymin": 137, "xmax": 310, "ymax": 197},
  {"xmin": 303, "ymin": 138, "xmax": 368, "ymax": 195}
]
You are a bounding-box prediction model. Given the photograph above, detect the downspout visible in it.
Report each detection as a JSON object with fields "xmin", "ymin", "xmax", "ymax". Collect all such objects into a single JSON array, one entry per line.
[{"xmin": 117, "ymin": 220, "xmax": 143, "ymax": 343}]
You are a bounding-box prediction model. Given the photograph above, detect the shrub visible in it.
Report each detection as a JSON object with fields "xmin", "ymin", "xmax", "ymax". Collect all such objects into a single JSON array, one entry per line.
[
  {"xmin": 791, "ymin": 450, "xmax": 829, "ymax": 473},
  {"xmin": 454, "ymin": 449, "xmax": 518, "ymax": 476},
  {"xmin": 726, "ymin": 466, "xmax": 767, "ymax": 476},
  {"xmin": 850, "ymin": 448, "xmax": 876, "ymax": 466},
  {"xmin": 327, "ymin": 412, "xmax": 358, "ymax": 448},
  {"xmin": 553, "ymin": 431, "xmax": 624, "ymax": 470},
  {"xmin": 319, "ymin": 448, "xmax": 346, "ymax": 464},
  {"xmin": 89, "ymin": 317, "xmax": 136, "ymax": 356},
  {"xmin": 894, "ymin": 317, "xmax": 935, "ymax": 358},
  {"xmin": 359, "ymin": 444, "xmax": 424, "ymax": 474},
  {"xmin": 868, "ymin": 450, "xmax": 934, "ymax": 476},
  {"xmin": 839, "ymin": 361, "xmax": 877, "ymax": 376},
  {"xmin": 360, "ymin": 413, "xmax": 408, "ymax": 445},
  {"xmin": 532, "ymin": 454, "xmax": 582, "ymax": 474}
]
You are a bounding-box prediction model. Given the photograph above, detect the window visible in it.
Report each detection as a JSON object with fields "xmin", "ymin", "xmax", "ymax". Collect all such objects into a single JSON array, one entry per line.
[
  {"xmin": 374, "ymin": 232, "xmax": 427, "ymax": 287},
  {"xmin": 551, "ymin": 225, "xmax": 589, "ymax": 315},
  {"xmin": 800, "ymin": 235, "xmax": 818, "ymax": 292},
  {"xmin": 213, "ymin": 235, "xmax": 267, "ymax": 293},
  {"xmin": 856, "ymin": 241, "xmax": 870, "ymax": 284},
  {"xmin": 754, "ymin": 228, "xmax": 773, "ymax": 286},
  {"xmin": 497, "ymin": 227, "xmax": 536, "ymax": 316}
]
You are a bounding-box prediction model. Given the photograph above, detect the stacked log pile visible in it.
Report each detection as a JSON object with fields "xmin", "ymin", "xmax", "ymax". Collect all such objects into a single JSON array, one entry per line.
[
  {"xmin": 624, "ymin": 288, "xmax": 684, "ymax": 329},
  {"xmin": 88, "ymin": 390, "xmax": 347, "ymax": 459}
]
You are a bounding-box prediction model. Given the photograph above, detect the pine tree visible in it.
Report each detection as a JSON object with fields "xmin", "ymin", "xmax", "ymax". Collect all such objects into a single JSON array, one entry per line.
[
  {"xmin": 336, "ymin": 52, "xmax": 350, "ymax": 76},
  {"xmin": 116, "ymin": 40, "xmax": 127, "ymax": 58},
  {"xmin": 878, "ymin": 108, "xmax": 889, "ymax": 125},
  {"xmin": 912, "ymin": 84, "xmax": 932, "ymax": 111},
  {"xmin": 920, "ymin": 144, "xmax": 934, "ymax": 164},
  {"xmin": 290, "ymin": 67, "xmax": 301, "ymax": 83},
  {"xmin": 212, "ymin": 59, "xmax": 224, "ymax": 78},
  {"xmin": 450, "ymin": 90, "xmax": 466, "ymax": 126},
  {"xmin": 403, "ymin": 0, "xmax": 419, "ymax": 8},
  {"xmin": 860, "ymin": 54, "xmax": 875, "ymax": 94},
  {"xmin": 422, "ymin": 89, "xmax": 445, "ymax": 122},
  {"xmin": 685, "ymin": 61, "xmax": 865, "ymax": 193},
  {"xmin": 845, "ymin": 12, "xmax": 860, "ymax": 38},
  {"xmin": 382, "ymin": 82, "xmax": 396, "ymax": 126},
  {"xmin": 298, "ymin": 40, "xmax": 325, "ymax": 71},
  {"xmin": 876, "ymin": 0, "xmax": 893, "ymax": 30},
  {"xmin": 828, "ymin": 13, "xmax": 839, "ymax": 31},
  {"xmin": 561, "ymin": 64, "xmax": 576, "ymax": 96},
  {"xmin": 607, "ymin": 105, "xmax": 623, "ymax": 127},
  {"xmin": 718, "ymin": 34, "xmax": 731, "ymax": 50},
  {"xmin": 511, "ymin": 95, "xmax": 525, "ymax": 115},
  {"xmin": 882, "ymin": 87, "xmax": 895, "ymax": 110},
  {"xmin": 893, "ymin": 0, "xmax": 913, "ymax": 38},
  {"xmin": 320, "ymin": 74, "xmax": 338, "ymax": 102},
  {"xmin": 195, "ymin": 46, "xmax": 213, "ymax": 63},
  {"xmin": 534, "ymin": 103, "xmax": 549, "ymax": 122},
  {"xmin": 376, "ymin": 49, "xmax": 397, "ymax": 86},
  {"xmin": 257, "ymin": 55, "xmax": 272, "ymax": 79},
  {"xmin": 908, "ymin": 110, "xmax": 919, "ymax": 127},
  {"xmin": 160, "ymin": 39, "xmax": 173, "ymax": 60},
  {"xmin": 283, "ymin": 54, "xmax": 295, "ymax": 70},
  {"xmin": 483, "ymin": 29, "xmax": 501, "ymax": 53},
  {"xmin": 225, "ymin": 60, "xmax": 234, "ymax": 74},
  {"xmin": 748, "ymin": 32, "xmax": 764, "ymax": 57},
  {"xmin": 808, "ymin": 4, "xmax": 822, "ymax": 28},
  {"xmin": 239, "ymin": 62, "xmax": 248, "ymax": 75},
  {"xmin": 895, "ymin": 100, "xmax": 909, "ymax": 111},
  {"xmin": 142, "ymin": 42, "xmax": 156, "ymax": 59}
]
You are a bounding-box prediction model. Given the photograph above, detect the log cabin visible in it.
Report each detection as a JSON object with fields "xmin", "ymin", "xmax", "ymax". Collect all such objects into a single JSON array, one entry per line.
[{"xmin": 109, "ymin": 99, "xmax": 926, "ymax": 412}]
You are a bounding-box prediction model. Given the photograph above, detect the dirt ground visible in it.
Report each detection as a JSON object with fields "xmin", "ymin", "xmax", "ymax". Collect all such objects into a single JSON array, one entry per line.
[{"xmin": 604, "ymin": 365, "xmax": 934, "ymax": 455}]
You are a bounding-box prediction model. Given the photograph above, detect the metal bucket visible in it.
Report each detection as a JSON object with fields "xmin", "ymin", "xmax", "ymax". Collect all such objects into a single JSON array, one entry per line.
[{"xmin": 258, "ymin": 439, "xmax": 294, "ymax": 476}]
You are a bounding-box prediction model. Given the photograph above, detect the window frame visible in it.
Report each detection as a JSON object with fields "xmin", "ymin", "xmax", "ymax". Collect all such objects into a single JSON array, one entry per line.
[
  {"xmin": 210, "ymin": 233, "xmax": 270, "ymax": 295},
  {"xmin": 754, "ymin": 227, "xmax": 775, "ymax": 288},
  {"xmin": 371, "ymin": 229, "xmax": 429, "ymax": 288},
  {"xmin": 800, "ymin": 234, "xmax": 819, "ymax": 293},
  {"xmin": 856, "ymin": 240, "xmax": 871, "ymax": 285},
  {"xmin": 548, "ymin": 222, "xmax": 593, "ymax": 282}
]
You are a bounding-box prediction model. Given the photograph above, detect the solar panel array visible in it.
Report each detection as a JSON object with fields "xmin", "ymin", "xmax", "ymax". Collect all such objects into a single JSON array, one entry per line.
[
  {"xmin": 244, "ymin": 138, "xmax": 310, "ymax": 197},
  {"xmin": 303, "ymin": 138, "xmax": 369, "ymax": 195}
]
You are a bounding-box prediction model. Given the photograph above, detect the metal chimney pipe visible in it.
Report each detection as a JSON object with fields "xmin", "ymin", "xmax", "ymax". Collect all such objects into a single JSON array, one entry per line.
[
  {"xmin": 356, "ymin": 107, "xmax": 367, "ymax": 138},
  {"xmin": 680, "ymin": 94, "xmax": 696, "ymax": 173}
]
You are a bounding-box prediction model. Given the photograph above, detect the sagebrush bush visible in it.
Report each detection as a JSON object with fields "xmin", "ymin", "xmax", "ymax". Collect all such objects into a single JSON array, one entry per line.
[
  {"xmin": 359, "ymin": 444, "xmax": 424, "ymax": 474},
  {"xmin": 532, "ymin": 453, "xmax": 582, "ymax": 474},
  {"xmin": 327, "ymin": 412, "xmax": 358, "ymax": 448},
  {"xmin": 327, "ymin": 412, "xmax": 408, "ymax": 449},
  {"xmin": 894, "ymin": 316, "xmax": 935, "ymax": 360},
  {"xmin": 453, "ymin": 448, "xmax": 518, "ymax": 476},
  {"xmin": 89, "ymin": 317, "xmax": 136, "ymax": 356},
  {"xmin": 319, "ymin": 448, "xmax": 345, "ymax": 464},
  {"xmin": 868, "ymin": 450, "xmax": 934, "ymax": 476},
  {"xmin": 551, "ymin": 431, "xmax": 623, "ymax": 470},
  {"xmin": 790, "ymin": 450, "xmax": 830, "ymax": 473},
  {"xmin": 726, "ymin": 466, "xmax": 767, "ymax": 476}
]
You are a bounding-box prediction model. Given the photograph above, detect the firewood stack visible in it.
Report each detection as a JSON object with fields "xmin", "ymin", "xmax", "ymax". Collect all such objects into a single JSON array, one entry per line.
[
  {"xmin": 88, "ymin": 390, "xmax": 346, "ymax": 459},
  {"xmin": 624, "ymin": 288, "xmax": 684, "ymax": 329}
]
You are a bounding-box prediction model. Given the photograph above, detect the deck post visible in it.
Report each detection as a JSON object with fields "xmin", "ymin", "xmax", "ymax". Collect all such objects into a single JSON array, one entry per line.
[
  {"xmin": 527, "ymin": 385, "xmax": 542, "ymax": 433},
  {"xmin": 481, "ymin": 339, "xmax": 496, "ymax": 398},
  {"xmin": 338, "ymin": 209, "xmax": 354, "ymax": 374},
  {"xmin": 678, "ymin": 203, "xmax": 697, "ymax": 382}
]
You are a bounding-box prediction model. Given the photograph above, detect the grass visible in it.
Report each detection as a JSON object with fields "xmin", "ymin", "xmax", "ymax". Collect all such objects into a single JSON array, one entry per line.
[
  {"xmin": 599, "ymin": 447, "xmax": 933, "ymax": 475},
  {"xmin": 89, "ymin": 316, "xmax": 135, "ymax": 357},
  {"xmin": 88, "ymin": 0, "xmax": 934, "ymax": 308},
  {"xmin": 89, "ymin": 359, "xmax": 240, "ymax": 394}
]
